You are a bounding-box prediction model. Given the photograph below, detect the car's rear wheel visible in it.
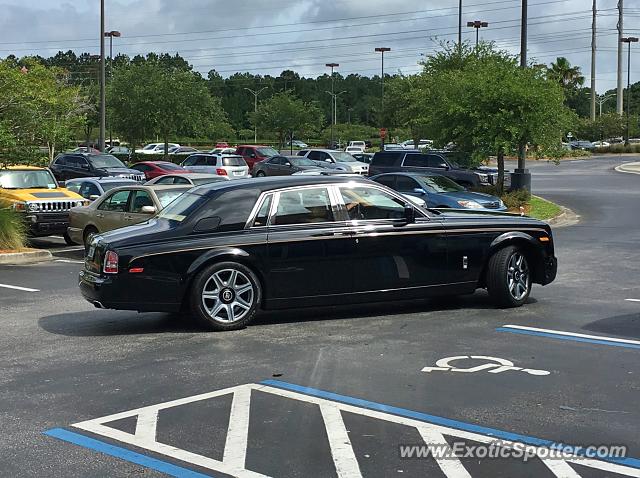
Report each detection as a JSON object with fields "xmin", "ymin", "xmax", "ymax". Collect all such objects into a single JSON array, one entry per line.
[
  {"xmin": 190, "ymin": 262, "xmax": 261, "ymax": 331},
  {"xmin": 486, "ymin": 245, "xmax": 531, "ymax": 307},
  {"xmin": 83, "ymin": 226, "xmax": 98, "ymax": 252},
  {"xmin": 63, "ymin": 232, "xmax": 75, "ymax": 246},
  {"xmin": 255, "ymin": 171, "xmax": 266, "ymax": 177}
]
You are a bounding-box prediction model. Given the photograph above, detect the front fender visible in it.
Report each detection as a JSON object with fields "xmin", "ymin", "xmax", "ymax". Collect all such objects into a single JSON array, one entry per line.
[{"xmin": 489, "ymin": 231, "xmax": 539, "ymax": 254}]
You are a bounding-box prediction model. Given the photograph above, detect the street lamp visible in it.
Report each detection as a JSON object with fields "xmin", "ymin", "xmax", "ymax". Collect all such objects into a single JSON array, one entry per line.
[
  {"xmin": 326, "ymin": 63, "xmax": 339, "ymax": 147},
  {"xmin": 467, "ymin": 20, "xmax": 489, "ymax": 47},
  {"xmin": 244, "ymin": 87, "xmax": 268, "ymax": 144},
  {"xmin": 325, "ymin": 90, "xmax": 347, "ymax": 127},
  {"xmin": 104, "ymin": 30, "xmax": 121, "ymax": 147},
  {"xmin": 375, "ymin": 47, "xmax": 391, "ymax": 147},
  {"xmin": 596, "ymin": 93, "xmax": 616, "ymax": 116},
  {"xmin": 621, "ymin": 36, "xmax": 638, "ymax": 146}
]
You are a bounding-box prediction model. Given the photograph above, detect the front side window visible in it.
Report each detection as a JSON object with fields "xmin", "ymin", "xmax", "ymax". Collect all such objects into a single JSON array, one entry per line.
[
  {"xmin": 331, "ymin": 152, "xmax": 357, "ymax": 163},
  {"xmin": 426, "ymin": 155, "xmax": 448, "ymax": 168},
  {"xmin": 98, "ymin": 190, "xmax": 131, "ymax": 212},
  {"xmin": 396, "ymin": 176, "xmax": 420, "ymax": 193},
  {"xmin": 257, "ymin": 147, "xmax": 278, "ymax": 157},
  {"xmin": 339, "ymin": 186, "xmax": 405, "ymax": 221},
  {"xmin": 65, "ymin": 181, "xmax": 81, "ymax": 193},
  {"xmin": 403, "ymin": 154, "xmax": 427, "ymax": 167},
  {"xmin": 273, "ymin": 187, "xmax": 334, "ymax": 226},
  {"xmin": 182, "ymin": 156, "xmax": 197, "ymax": 166},
  {"xmin": 129, "ymin": 190, "xmax": 154, "ymax": 213},
  {"xmin": 79, "ymin": 182, "xmax": 101, "ymax": 199}
]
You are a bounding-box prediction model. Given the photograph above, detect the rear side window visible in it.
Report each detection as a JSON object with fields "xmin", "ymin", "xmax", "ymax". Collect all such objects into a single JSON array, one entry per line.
[
  {"xmin": 273, "ymin": 187, "xmax": 334, "ymax": 225},
  {"xmin": 371, "ymin": 152, "xmax": 399, "ymax": 166},
  {"xmin": 222, "ymin": 157, "xmax": 247, "ymax": 167},
  {"xmin": 403, "ymin": 154, "xmax": 428, "ymax": 167}
]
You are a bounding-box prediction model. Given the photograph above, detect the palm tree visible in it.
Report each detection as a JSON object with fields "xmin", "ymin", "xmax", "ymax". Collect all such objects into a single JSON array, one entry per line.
[{"xmin": 549, "ymin": 57, "xmax": 585, "ymax": 90}]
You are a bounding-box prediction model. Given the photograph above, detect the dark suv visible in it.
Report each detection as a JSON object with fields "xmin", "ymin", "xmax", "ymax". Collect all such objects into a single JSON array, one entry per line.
[
  {"xmin": 369, "ymin": 150, "xmax": 503, "ymax": 187},
  {"xmin": 50, "ymin": 153, "xmax": 145, "ymax": 182}
]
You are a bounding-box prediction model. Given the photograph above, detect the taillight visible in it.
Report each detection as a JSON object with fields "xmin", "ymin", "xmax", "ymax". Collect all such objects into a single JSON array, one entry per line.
[
  {"xmin": 103, "ymin": 250, "xmax": 119, "ymax": 274},
  {"xmin": 216, "ymin": 168, "xmax": 228, "ymax": 176}
]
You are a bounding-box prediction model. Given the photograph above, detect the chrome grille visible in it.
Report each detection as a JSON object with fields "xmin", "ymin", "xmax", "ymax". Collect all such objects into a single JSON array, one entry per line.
[
  {"xmin": 117, "ymin": 173, "xmax": 145, "ymax": 182},
  {"xmin": 28, "ymin": 201, "xmax": 77, "ymax": 212}
]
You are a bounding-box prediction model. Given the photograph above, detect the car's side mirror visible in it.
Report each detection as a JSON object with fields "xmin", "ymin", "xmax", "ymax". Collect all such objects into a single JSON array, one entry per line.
[
  {"xmin": 80, "ymin": 163, "xmax": 89, "ymax": 170},
  {"xmin": 249, "ymin": 153, "xmax": 256, "ymax": 158},
  {"xmin": 413, "ymin": 188, "xmax": 426, "ymax": 195},
  {"xmin": 325, "ymin": 158, "xmax": 332, "ymax": 163},
  {"xmin": 403, "ymin": 204, "xmax": 416, "ymax": 224},
  {"xmin": 89, "ymin": 194, "xmax": 100, "ymax": 201},
  {"xmin": 141, "ymin": 205, "xmax": 156, "ymax": 214},
  {"xmin": 285, "ymin": 162, "xmax": 292, "ymax": 167}
]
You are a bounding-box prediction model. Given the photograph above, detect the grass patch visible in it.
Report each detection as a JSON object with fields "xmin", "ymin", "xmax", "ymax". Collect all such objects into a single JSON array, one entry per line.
[
  {"xmin": 526, "ymin": 196, "xmax": 562, "ymax": 221},
  {"xmin": 0, "ymin": 205, "xmax": 26, "ymax": 250}
]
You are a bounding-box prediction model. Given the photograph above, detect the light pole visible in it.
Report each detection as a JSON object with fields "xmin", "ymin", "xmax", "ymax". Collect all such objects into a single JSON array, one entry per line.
[
  {"xmin": 325, "ymin": 90, "xmax": 347, "ymax": 127},
  {"xmin": 467, "ymin": 21, "xmax": 489, "ymax": 47},
  {"xmin": 458, "ymin": 0, "xmax": 463, "ymax": 50},
  {"xmin": 621, "ymin": 37, "xmax": 638, "ymax": 146},
  {"xmin": 244, "ymin": 87, "xmax": 268, "ymax": 144},
  {"xmin": 597, "ymin": 93, "xmax": 616, "ymax": 116},
  {"xmin": 99, "ymin": 0, "xmax": 106, "ymax": 152},
  {"xmin": 375, "ymin": 47, "xmax": 391, "ymax": 147},
  {"xmin": 326, "ymin": 63, "xmax": 339, "ymax": 147},
  {"xmin": 104, "ymin": 30, "xmax": 121, "ymax": 147},
  {"xmin": 512, "ymin": 0, "xmax": 531, "ymax": 192}
]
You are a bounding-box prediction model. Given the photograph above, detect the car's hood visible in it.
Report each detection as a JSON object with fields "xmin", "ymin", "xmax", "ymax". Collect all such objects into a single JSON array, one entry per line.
[
  {"xmin": 335, "ymin": 161, "xmax": 368, "ymax": 171},
  {"xmin": 439, "ymin": 190, "xmax": 501, "ymax": 204},
  {"xmin": 0, "ymin": 188, "xmax": 83, "ymax": 201},
  {"xmin": 434, "ymin": 208, "xmax": 547, "ymax": 226}
]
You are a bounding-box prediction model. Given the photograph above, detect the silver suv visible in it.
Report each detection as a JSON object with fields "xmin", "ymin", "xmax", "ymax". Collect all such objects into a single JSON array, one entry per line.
[
  {"xmin": 297, "ymin": 149, "xmax": 369, "ymax": 175},
  {"xmin": 181, "ymin": 153, "xmax": 250, "ymax": 179}
]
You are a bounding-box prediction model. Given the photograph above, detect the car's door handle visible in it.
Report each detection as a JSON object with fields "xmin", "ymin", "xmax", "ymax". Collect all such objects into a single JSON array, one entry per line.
[
  {"xmin": 96, "ymin": 213, "xmax": 104, "ymax": 218},
  {"xmin": 124, "ymin": 215, "xmax": 134, "ymax": 221}
]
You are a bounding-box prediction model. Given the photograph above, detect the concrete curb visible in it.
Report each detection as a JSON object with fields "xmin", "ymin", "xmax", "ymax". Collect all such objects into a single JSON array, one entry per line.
[
  {"xmin": 0, "ymin": 249, "xmax": 53, "ymax": 265},
  {"xmin": 615, "ymin": 162, "xmax": 640, "ymax": 175},
  {"xmin": 546, "ymin": 205, "xmax": 580, "ymax": 229}
]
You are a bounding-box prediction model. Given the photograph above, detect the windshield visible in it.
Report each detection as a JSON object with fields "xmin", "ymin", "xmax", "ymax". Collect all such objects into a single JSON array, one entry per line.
[
  {"xmin": 290, "ymin": 157, "xmax": 315, "ymax": 166},
  {"xmin": 420, "ymin": 175, "xmax": 464, "ymax": 193},
  {"xmin": 332, "ymin": 152, "xmax": 358, "ymax": 163},
  {"xmin": 157, "ymin": 192, "xmax": 204, "ymax": 222},
  {"xmin": 156, "ymin": 190, "xmax": 187, "ymax": 209},
  {"xmin": 257, "ymin": 147, "xmax": 279, "ymax": 157},
  {"xmin": 88, "ymin": 154, "xmax": 126, "ymax": 169},
  {"xmin": 222, "ymin": 156, "xmax": 247, "ymax": 167},
  {"xmin": 143, "ymin": 144, "xmax": 157, "ymax": 150},
  {"xmin": 0, "ymin": 169, "xmax": 58, "ymax": 189}
]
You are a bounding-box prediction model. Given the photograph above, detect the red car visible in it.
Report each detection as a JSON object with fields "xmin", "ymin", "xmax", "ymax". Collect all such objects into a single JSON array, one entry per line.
[
  {"xmin": 215, "ymin": 142, "xmax": 230, "ymax": 148},
  {"xmin": 130, "ymin": 161, "xmax": 192, "ymax": 180},
  {"xmin": 235, "ymin": 145, "xmax": 280, "ymax": 172}
]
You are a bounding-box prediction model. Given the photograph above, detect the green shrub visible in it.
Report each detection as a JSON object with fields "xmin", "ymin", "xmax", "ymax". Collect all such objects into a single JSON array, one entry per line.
[
  {"xmin": 0, "ymin": 204, "xmax": 25, "ymax": 250},
  {"xmin": 596, "ymin": 144, "xmax": 640, "ymax": 154},
  {"xmin": 501, "ymin": 189, "xmax": 531, "ymax": 209}
]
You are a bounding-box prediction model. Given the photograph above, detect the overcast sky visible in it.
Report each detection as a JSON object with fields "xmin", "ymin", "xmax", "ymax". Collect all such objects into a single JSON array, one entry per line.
[{"xmin": 0, "ymin": 0, "xmax": 639, "ymax": 92}]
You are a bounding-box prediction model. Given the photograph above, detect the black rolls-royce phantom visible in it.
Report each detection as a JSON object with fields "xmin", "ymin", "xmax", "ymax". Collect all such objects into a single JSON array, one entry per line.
[{"xmin": 79, "ymin": 176, "xmax": 557, "ymax": 331}]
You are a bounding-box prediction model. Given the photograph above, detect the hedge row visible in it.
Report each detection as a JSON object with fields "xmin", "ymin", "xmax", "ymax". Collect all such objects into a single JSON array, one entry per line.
[{"xmin": 594, "ymin": 144, "xmax": 640, "ymax": 154}]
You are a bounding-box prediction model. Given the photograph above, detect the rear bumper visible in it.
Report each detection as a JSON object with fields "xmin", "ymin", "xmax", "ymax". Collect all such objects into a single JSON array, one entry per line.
[{"xmin": 78, "ymin": 269, "xmax": 181, "ymax": 313}]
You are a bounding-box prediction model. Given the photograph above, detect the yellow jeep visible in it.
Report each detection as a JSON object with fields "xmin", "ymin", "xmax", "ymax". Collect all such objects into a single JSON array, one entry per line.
[{"xmin": 0, "ymin": 166, "xmax": 88, "ymax": 244}]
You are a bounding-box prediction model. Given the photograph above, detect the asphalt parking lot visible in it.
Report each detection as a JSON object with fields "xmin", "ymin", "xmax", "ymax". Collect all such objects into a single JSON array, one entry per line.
[{"xmin": 1, "ymin": 155, "xmax": 640, "ymax": 477}]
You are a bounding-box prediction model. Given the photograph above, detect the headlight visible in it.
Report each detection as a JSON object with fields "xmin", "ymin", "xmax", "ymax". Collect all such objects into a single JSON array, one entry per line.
[
  {"xmin": 12, "ymin": 201, "xmax": 27, "ymax": 212},
  {"xmin": 457, "ymin": 200, "xmax": 483, "ymax": 209},
  {"xmin": 499, "ymin": 200, "xmax": 505, "ymax": 208},
  {"xmin": 476, "ymin": 173, "xmax": 490, "ymax": 184}
]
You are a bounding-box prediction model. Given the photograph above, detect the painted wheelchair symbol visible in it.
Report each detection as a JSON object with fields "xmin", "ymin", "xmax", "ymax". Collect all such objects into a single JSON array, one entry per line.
[{"xmin": 422, "ymin": 356, "xmax": 550, "ymax": 376}]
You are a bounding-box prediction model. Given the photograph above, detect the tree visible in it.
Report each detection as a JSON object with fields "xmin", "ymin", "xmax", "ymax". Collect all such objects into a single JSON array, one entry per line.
[
  {"xmin": 108, "ymin": 61, "xmax": 232, "ymax": 152},
  {"xmin": 549, "ymin": 57, "xmax": 585, "ymax": 90},
  {"xmin": 403, "ymin": 43, "xmax": 575, "ymax": 191},
  {"xmin": 253, "ymin": 91, "xmax": 324, "ymax": 148}
]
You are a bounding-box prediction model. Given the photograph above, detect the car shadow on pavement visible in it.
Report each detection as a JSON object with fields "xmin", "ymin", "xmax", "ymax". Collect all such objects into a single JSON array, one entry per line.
[
  {"xmin": 38, "ymin": 292, "xmax": 513, "ymax": 337},
  {"xmin": 582, "ymin": 313, "xmax": 640, "ymax": 339}
]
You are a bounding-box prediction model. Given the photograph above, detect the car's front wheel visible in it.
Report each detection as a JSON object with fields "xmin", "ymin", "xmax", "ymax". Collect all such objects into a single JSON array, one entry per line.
[
  {"xmin": 190, "ymin": 262, "xmax": 261, "ymax": 331},
  {"xmin": 255, "ymin": 171, "xmax": 266, "ymax": 177},
  {"xmin": 486, "ymin": 245, "xmax": 531, "ymax": 307}
]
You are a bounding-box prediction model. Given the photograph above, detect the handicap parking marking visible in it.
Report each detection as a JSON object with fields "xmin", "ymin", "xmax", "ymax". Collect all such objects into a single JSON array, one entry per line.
[
  {"xmin": 46, "ymin": 380, "xmax": 640, "ymax": 478},
  {"xmin": 497, "ymin": 324, "xmax": 640, "ymax": 350}
]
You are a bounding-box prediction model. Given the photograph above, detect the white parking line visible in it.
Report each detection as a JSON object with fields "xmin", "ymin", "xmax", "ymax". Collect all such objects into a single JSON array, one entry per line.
[
  {"xmin": 501, "ymin": 324, "xmax": 640, "ymax": 346},
  {"xmin": 626, "ymin": 299, "xmax": 640, "ymax": 303},
  {"xmin": 0, "ymin": 283, "xmax": 39, "ymax": 292},
  {"xmin": 54, "ymin": 259, "xmax": 85, "ymax": 264}
]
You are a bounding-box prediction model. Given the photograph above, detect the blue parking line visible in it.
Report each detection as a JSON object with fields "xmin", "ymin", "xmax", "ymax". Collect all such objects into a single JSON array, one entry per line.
[
  {"xmin": 261, "ymin": 379, "xmax": 640, "ymax": 470},
  {"xmin": 44, "ymin": 428, "xmax": 213, "ymax": 478},
  {"xmin": 496, "ymin": 327, "xmax": 640, "ymax": 350}
]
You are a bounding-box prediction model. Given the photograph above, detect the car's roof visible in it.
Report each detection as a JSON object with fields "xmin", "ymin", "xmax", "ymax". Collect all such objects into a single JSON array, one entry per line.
[
  {"xmin": 236, "ymin": 145, "xmax": 268, "ymax": 148},
  {"xmin": 110, "ymin": 184, "xmax": 192, "ymax": 192},
  {"xmin": 372, "ymin": 171, "xmax": 444, "ymax": 179},
  {"xmin": 190, "ymin": 175, "xmax": 370, "ymax": 197},
  {"xmin": 66, "ymin": 176, "xmax": 138, "ymax": 183},
  {"xmin": 134, "ymin": 161, "xmax": 176, "ymax": 166},
  {"xmin": 0, "ymin": 165, "xmax": 48, "ymax": 171},
  {"xmin": 160, "ymin": 173, "xmax": 220, "ymax": 179},
  {"xmin": 304, "ymin": 148, "xmax": 340, "ymax": 153}
]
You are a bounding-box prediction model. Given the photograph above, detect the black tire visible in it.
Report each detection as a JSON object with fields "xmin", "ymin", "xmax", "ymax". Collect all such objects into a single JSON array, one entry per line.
[
  {"xmin": 63, "ymin": 232, "xmax": 75, "ymax": 246},
  {"xmin": 83, "ymin": 226, "xmax": 98, "ymax": 252},
  {"xmin": 486, "ymin": 245, "xmax": 532, "ymax": 308},
  {"xmin": 255, "ymin": 171, "xmax": 266, "ymax": 177},
  {"xmin": 190, "ymin": 261, "xmax": 261, "ymax": 331}
]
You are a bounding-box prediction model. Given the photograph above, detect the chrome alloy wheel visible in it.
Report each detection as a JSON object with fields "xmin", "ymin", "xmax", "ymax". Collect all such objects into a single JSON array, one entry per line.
[
  {"xmin": 201, "ymin": 269, "xmax": 254, "ymax": 323},
  {"xmin": 506, "ymin": 252, "xmax": 530, "ymax": 301}
]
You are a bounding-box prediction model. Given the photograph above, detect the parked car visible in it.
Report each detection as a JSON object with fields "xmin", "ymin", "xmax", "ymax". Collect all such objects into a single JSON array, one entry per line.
[
  {"xmin": 215, "ymin": 142, "xmax": 230, "ymax": 149},
  {"xmin": 208, "ymin": 147, "xmax": 237, "ymax": 155},
  {"xmin": 235, "ymin": 145, "xmax": 280, "ymax": 171},
  {"xmin": 64, "ymin": 177, "xmax": 139, "ymax": 201},
  {"xmin": 78, "ymin": 176, "xmax": 558, "ymax": 331},
  {"xmin": 351, "ymin": 153, "xmax": 374, "ymax": 164},
  {"xmin": 50, "ymin": 153, "xmax": 145, "ymax": 182},
  {"xmin": 145, "ymin": 173, "xmax": 230, "ymax": 186},
  {"xmin": 0, "ymin": 166, "xmax": 87, "ymax": 244},
  {"xmin": 130, "ymin": 161, "xmax": 191, "ymax": 180},
  {"xmin": 180, "ymin": 153, "xmax": 250, "ymax": 179},
  {"xmin": 106, "ymin": 146, "xmax": 131, "ymax": 155},
  {"xmin": 67, "ymin": 184, "xmax": 190, "ymax": 247},
  {"xmin": 592, "ymin": 141, "xmax": 610, "ymax": 149},
  {"xmin": 383, "ymin": 144, "xmax": 405, "ymax": 151},
  {"xmin": 401, "ymin": 139, "xmax": 433, "ymax": 150},
  {"xmin": 253, "ymin": 155, "xmax": 326, "ymax": 177},
  {"xmin": 297, "ymin": 149, "xmax": 369, "ymax": 175},
  {"xmin": 70, "ymin": 147, "xmax": 101, "ymax": 154},
  {"xmin": 371, "ymin": 172, "xmax": 507, "ymax": 211},
  {"xmin": 569, "ymin": 140, "xmax": 595, "ymax": 151},
  {"xmin": 287, "ymin": 140, "xmax": 309, "ymax": 149},
  {"xmin": 348, "ymin": 141, "xmax": 367, "ymax": 150},
  {"xmin": 369, "ymin": 150, "xmax": 502, "ymax": 188},
  {"xmin": 345, "ymin": 146, "xmax": 365, "ymax": 155},
  {"xmin": 168, "ymin": 146, "xmax": 200, "ymax": 155},
  {"xmin": 135, "ymin": 143, "xmax": 180, "ymax": 154}
]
